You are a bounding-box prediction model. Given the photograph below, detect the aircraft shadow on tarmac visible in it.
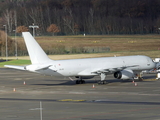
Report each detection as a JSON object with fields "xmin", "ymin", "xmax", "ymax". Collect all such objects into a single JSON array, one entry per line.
[
  {"xmin": 30, "ymin": 75, "xmax": 156, "ymax": 86},
  {"xmin": 30, "ymin": 79, "xmax": 135, "ymax": 86},
  {"xmin": 30, "ymin": 79, "xmax": 99, "ymax": 86}
]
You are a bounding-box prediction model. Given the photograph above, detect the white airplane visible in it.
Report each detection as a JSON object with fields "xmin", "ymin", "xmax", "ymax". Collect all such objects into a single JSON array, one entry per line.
[{"xmin": 5, "ymin": 32, "xmax": 156, "ymax": 84}]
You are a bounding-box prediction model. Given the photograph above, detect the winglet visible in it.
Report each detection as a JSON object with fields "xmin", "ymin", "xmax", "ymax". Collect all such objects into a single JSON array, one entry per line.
[{"xmin": 22, "ymin": 32, "xmax": 52, "ymax": 64}]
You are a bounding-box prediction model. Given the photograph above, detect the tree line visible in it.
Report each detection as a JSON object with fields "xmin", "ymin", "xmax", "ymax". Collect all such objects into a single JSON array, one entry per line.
[{"xmin": 0, "ymin": 0, "xmax": 160, "ymax": 35}]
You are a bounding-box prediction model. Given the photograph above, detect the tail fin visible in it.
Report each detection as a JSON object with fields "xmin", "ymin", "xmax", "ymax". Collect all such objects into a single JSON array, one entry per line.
[{"xmin": 22, "ymin": 32, "xmax": 52, "ymax": 64}]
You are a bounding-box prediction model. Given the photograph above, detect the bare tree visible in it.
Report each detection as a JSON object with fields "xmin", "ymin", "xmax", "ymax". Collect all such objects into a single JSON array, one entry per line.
[
  {"xmin": 29, "ymin": 8, "xmax": 37, "ymax": 24},
  {"xmin": 74, "ymin": 23, "xmax": 80, "ymax": 35},
  {"xmin": 63, "ymin": 8, "xmax": 75, "ymax": 35},
  {"xmin": 14, "ymin": 10, "xmax": 17, "ymax": 29},
  {"xmin": 88, "ymin": 8, "xmax": 94, "ymax": 34},
  {"xmin": 22, "ymin": 8, "xmax": 30, "ymax": 25},
  {"xmin": 3, "ymin": 9, "xmax": 14, "ymax": 34}
]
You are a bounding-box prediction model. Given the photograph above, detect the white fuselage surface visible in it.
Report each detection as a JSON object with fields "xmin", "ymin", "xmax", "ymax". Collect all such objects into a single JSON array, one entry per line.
[{"xmin": 32, "ymin": 55, "xmax": 155, "ymax": 77}]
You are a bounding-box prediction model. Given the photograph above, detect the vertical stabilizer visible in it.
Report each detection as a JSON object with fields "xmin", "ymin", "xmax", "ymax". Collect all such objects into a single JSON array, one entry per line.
[{"xmin": 22, "ymin": 32, "xmax": 51, "ymax": 64}]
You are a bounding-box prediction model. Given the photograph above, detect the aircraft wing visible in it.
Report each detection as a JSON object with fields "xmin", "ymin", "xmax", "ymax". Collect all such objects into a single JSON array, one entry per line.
[
  {"xmin": 91, "ymin": 65, "xmax": 139, "ymax": 74},
  {"xmin": 4, "ymin": 65, "xmax": 26, "ymax": 70}
]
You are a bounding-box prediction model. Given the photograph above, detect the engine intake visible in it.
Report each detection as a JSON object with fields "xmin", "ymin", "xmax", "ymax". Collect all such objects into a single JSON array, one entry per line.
[{"xmin": 114, "ymin": 69, "xmax": 134, "ymax": 80}]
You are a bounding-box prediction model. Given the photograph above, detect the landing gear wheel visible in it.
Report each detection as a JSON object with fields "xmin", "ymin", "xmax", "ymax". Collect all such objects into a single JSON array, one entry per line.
[
  {"xmin": 82, "ymin": 80, "xmax": 85, "ymax": 84},
  {"xmin": 76, "ymin": 80, "xmax": 85, "ymax": 84},
  {"xmin": 98, "ymin": 81, "xmax": 101, "ymax": 84},
  {"xmin": 76, "ymin": 80, "xmax": 80, "ymax": 84},
  {"xmin": 79, "ymin": 80, "xmax": 85, "ymax": 84},
  {"xmin": 103, "ymin": 80, "xmax": 108, "ymax": 84},
  {"xmin": 98, "ymin": 80, "xmax": 107, "ymax": 85},
  {"xmin": 138, "ymin": 77, "xmax": 143, "ymax": 81}
]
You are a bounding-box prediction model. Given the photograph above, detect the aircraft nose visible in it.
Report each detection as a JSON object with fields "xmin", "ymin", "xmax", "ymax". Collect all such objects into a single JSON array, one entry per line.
[{"xmin": 151, "ymin": 61, "xmax": 156, "ymax": 68}]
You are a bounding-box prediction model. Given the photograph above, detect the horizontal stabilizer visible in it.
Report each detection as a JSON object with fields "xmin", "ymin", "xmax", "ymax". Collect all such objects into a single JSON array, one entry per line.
[
  {"xmin": 25, "ymin": 64, "xmax": 53, "ymax": 71},
  {"xmin": 33, "ymin": 65, "xmax": 52, "ymax": 71},
  {"xmin": 4, "ymin": 65, "xmax": 25, "ymax": 70}
]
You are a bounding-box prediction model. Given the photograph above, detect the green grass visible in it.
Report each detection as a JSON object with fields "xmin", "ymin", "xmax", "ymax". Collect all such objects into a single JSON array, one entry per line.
[{"xmin": 0, "ymin": 59, "xmax": 31, "ymax": 68}]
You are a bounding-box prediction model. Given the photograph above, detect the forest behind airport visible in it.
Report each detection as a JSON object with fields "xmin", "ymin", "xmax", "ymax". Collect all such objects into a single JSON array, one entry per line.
[
  {"xmin": 0, "ymin": 0, "xmax": 160, "ymax": 35},
  {"xmin": 0, "ymin": 0, "xmax": 160, "ymax": 57}
]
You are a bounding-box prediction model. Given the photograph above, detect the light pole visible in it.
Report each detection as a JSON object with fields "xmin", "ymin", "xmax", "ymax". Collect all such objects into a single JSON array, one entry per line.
[
  {"xmin": 29, "ymin": 23, "xmax": 39, "ymax": 38},
  {"xmin": 3, "ymin": 25, "xmax": 8, "ymax": 61},
  {"xmin": 40, "ymin": 101, "xmax": 43, "ymax": 120},
  {"xmin": 13, "ymin": 30, "xmax": 18, "ymax": 59}
]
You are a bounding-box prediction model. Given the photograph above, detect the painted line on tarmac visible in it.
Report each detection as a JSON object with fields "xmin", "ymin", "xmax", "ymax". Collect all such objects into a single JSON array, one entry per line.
[
  {"xmin": 58, "ymin": 99, "xmax": 86, "ymax": 102},
  {"xmin": 0, "ymin": 98, "xmax": 86, "ymax": 102},
  {"xmin": 143, "ymin": 79, "xmax": 158, "ymax": 81}
]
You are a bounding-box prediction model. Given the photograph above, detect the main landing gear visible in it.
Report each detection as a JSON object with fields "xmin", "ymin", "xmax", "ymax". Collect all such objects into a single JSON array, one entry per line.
[
  {"xmin": 98, "ymin": 80, "xmax": 108, "ymax": 85},
  {"xmin": 98, "ymin": 73, "xmax": 107, "ymax": 85},
  {"xmin": 134, "ymin": 73, "xmax": 144, "ymax": 81},
  {"xmin": 76, "ymin": 77, "xmax": 85, "ymax": 84},
  {"xmin": 75, "ymin": 73, "xmax": 107, "ymax": 84},
  {"xmin": 76, "ymin": 80, "xmax": 85, "ymax": 84}
]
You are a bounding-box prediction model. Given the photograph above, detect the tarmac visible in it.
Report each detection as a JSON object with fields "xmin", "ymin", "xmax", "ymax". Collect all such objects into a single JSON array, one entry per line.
[{"xmin": 0, "ymin": 68, "xmax": 160, "ymax": 120}]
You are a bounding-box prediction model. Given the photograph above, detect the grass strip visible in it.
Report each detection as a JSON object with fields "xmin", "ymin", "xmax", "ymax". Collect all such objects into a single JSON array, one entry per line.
[{"xmin": 0, "ymin": 59, "xmax": 31, "ymax": 68}]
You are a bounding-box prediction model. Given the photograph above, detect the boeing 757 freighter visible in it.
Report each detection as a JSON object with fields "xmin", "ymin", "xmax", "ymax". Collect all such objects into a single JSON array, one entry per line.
[{"xmin": 5, "ymin": 32, "xmax": 156, "ymax": 84}]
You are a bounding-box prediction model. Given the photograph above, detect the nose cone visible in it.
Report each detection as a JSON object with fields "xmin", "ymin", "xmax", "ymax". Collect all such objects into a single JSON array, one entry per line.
[
  {"xmin": 150, "ymin": 61, "xmax": 156, "ymax": 69},
  {"xmin": 145, "ymin": 56, "xmax": 156, "ymax": 69},
  {"xmin": 156, "ymin": 62, "xmax": 160, "ymax": 69}
]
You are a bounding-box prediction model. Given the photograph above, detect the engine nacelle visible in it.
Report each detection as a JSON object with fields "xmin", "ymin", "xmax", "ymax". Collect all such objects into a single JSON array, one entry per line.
[{"xmin": 114, "ymin": 69, "xmax": 134, "ymax": 80}]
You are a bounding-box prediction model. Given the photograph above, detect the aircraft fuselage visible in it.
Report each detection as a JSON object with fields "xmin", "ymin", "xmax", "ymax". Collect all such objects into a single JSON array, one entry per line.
[{"xmin": 35, "ymin": 55, "xmax": 155, "ymax": 77}]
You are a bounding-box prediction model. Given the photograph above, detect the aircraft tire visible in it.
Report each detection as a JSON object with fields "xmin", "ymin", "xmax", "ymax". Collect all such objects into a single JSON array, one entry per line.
[
  {"xmin": 76, "ymin": 80, "xmax": 80, "ymax": 84},
  {"xmin": 103, "ymin": 81, "xmax": 108, "ymax": 84},
  {"xmin": 138, "ymin": 77, "xmax": 143, "ymax": 81},
  {"xmin": 98, "ymin": 80, "xmax": 107, "ymax": 85},
  {"xmin": 76, "ymin": 80, "xmax": 85, "ymax": 84}
]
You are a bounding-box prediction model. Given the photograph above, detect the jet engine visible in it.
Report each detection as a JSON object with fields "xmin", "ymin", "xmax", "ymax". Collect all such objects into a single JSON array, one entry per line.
[{"xmin": 114, "ymin": 69, "xmax": 134, "ymax": 80}]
